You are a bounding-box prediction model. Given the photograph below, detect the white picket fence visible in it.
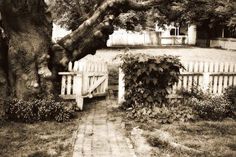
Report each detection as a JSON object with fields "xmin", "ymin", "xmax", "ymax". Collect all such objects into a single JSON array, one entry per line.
[
  {"xmin": 119, "ymin": 61, "xmax": 236, "ymax": 103},
  {"xmin": 59, "ymin": 59, "xmax": 108, "ymax": 110},
  {"xmin": 170, "ymin": 61, "xmax": 236, "ymax": 97}
]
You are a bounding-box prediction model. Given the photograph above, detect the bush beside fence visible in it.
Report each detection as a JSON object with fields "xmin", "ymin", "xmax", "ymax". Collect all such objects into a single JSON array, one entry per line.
[
  {"xmin": 118, "ymin": 53, "xmax": 183, "ymax": 109},
  {"xmin": 118, "ymin": 53, "xmax": 236, "ymax": 123},
  {"xmin": 4, "ymin": 99, "xmax": 77, "ymax": 123}
]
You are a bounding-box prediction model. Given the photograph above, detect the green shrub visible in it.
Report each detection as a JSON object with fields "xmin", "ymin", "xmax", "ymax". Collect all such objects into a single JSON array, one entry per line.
[
  {"xmin": 4, "ymin": 99, "xmax": 77, "ymax": 123},
  {"xmin": 224, "ymin": 86, "xmax": 236, "ymax": 113},
  {"xmin": 128, "ymin": 101, "xmax": 196, "ymax": 124},
  {"xmin": 118, "ymin": 53, "xmax": 184, "ymax": 109},
  {"xmin": 189, "ymin": 96, "xmax": 232, "ymax": 120},
  {"xmin": 177, "ymin": 86, "xmax": 235, "ymax": 120},
  {"xmin": 177, "ymin": 85, "xmax": 210, "ymax": 100},
  {"xmin": 28, "ymin": 151, "xmax": 52, "ymax": 157}
]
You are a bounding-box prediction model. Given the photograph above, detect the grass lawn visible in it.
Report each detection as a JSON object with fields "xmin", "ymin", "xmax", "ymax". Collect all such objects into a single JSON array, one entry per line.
[
  {"xmin": 155, "ymin": 120, "xmax": 236, "ymax": 157},
  {"xmin": 109, "ymin": 106, "xmax": 236, "ymax": 157},
  {"xmin": 0, "ymin": 113, "xmax": 82, "ymax": 157},
  {"xmin": 95, "ymin": 47, "xmax": 236, "ymax": 63}
]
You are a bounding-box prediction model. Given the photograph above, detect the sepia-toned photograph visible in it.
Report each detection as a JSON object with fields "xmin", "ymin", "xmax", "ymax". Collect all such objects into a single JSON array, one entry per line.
[{"xmin": 0, "ymin": 0, "xmax": 236, "ymax": 156}]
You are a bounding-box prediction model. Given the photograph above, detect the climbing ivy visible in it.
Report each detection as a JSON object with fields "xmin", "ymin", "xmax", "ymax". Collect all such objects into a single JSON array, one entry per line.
[{"xmin": 118, "ymin": 53, "xmax": 184, "ymax": 109}]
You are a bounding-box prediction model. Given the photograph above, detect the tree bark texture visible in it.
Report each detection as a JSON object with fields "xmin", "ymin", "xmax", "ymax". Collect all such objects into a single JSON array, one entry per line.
[
  {"xmin": 0, "ymin": 0, "xmax": 53, "ymax": 100},
  {"xmin": 0, "ymin": 27, "xmax": 8, "ymax": 116}
]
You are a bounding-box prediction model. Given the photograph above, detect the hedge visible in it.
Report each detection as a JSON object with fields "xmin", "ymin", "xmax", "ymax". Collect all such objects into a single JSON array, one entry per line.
[{"xmin": 4, "ymin": 99, "xmax": 77, "ymax": 123}]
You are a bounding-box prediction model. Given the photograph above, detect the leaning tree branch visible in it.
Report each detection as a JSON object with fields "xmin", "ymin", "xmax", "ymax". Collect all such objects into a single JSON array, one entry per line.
[{"xmin": 56, "ymin": 0, "xmax": 163, "ymax": 64}]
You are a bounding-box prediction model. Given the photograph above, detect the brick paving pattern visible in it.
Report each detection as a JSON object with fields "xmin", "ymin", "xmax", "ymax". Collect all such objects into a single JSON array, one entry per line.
[{"xmin": 73, "ymin": 101, "xmax": 136, "ymax": 157}]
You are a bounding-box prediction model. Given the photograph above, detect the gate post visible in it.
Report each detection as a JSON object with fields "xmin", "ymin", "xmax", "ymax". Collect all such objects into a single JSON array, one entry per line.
[
  {"xmin": 74, "ymin": 73, "xmax": 83, "ymax": 110},
  {"xmin": 188, "ymin": 24, "xmax": 197, "ymax": 45},
  {"xmin": 118, "ymin": 68, "xmax": 125, "ymax": 104}
]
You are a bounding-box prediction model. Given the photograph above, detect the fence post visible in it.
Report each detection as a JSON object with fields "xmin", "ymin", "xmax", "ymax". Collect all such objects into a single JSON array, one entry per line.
[
  {"xmin": 118, "ymin": 68, "xmax": 125, "ymax": 104},
  {"xmin": 68, "ymin": 62, "xmax": 73, "ymax": 71},
  {"xmin": 202, "ymin": 72, "xmax": 210, "ymax": 92},
  {"xmin": 61, "ymin": 76, "xmax": 66, "ymax": 95},
  {"xmin": 104, "ymin": 63, "xmax": 109, "ymax": 94},
  {"xmin": 74, "ymin": 74, "xmax": 83, "ymax": 110}
]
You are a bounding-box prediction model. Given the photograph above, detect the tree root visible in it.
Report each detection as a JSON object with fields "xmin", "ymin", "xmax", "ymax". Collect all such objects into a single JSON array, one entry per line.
[
  {"xmin": 130, "ymin": 127, "xmax": 203, "ymax": 157},
  {"xmin": 145, "ymin": 129, "xmax": 203, "ymax": 155},
  {"xmin": 131, "ymin": 127, "xmax": 153, "ymax": 157},
  {"xmin": 38, "ymin": 66, "xmax": 52, "ymax": 78}
]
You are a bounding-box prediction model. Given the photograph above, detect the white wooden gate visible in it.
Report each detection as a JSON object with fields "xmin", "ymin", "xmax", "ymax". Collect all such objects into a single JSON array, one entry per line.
[{"xmin": 59, "ymin": 59, "xmax": 108, "ymax": 110}]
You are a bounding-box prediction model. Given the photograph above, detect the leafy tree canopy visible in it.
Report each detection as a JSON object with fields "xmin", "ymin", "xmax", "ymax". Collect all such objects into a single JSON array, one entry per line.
[{"xmin": 50, "ymin": 0, "xmax": 236, "ymax": 31}]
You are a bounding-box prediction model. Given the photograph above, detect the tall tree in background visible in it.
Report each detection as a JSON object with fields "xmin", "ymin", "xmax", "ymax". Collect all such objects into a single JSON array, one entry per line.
[
  {"xmin": 0, "ymin": 0, "xmax": 235, "ymax": 110},
  {"xmin": 171, "ymin": 0, "xmax": 236, "ymax": 38},
  {"xmin": 51, "ymin": 0, "xmax": 236, "ymax": 31}
]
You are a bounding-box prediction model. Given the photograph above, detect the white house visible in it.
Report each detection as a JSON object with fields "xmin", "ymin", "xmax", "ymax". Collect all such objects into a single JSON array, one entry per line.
[
  {"xmin": 52, "ymin": 22, "xmax": 198, "ymax": 48},
  {"xmin": 107, "ymin": 23, "xmax": 197, "ymax": 47}
]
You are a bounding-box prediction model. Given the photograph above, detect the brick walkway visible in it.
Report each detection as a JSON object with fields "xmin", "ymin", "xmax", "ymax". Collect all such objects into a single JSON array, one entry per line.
[{"xmin": 73, "ymin": 100, "xmax": 136, "ymax": 157}]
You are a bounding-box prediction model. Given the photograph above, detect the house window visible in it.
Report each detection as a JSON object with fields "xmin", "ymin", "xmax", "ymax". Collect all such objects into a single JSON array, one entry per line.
[{"xmin": 170, "ymin": 29, "xmax": 176, "ymax": 36}]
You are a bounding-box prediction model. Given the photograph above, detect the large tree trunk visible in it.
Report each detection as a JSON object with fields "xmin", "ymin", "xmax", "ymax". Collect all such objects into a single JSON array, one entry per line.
[
  {"xmin": 0, "ymin": 0, "xmax": 160, "ymax": 107},
  {"xmin": 0, "ymin": 0, "xmax": 53, "ymax": 101},
  {"xmin": 0, "ymin": 27, "xmax": 8, "ymax": 116}
]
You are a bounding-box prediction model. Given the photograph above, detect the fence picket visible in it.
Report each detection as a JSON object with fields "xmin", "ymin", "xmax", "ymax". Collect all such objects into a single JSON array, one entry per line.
[
  {"xmin": 73, "ymin": 61, "xmax": 79, "ymax": 71},
  {"xmin": 182, "ymin": 75, "xmax": 188, "ymax": 90},
  {"xmin": 83, "ymin": 73, "xmax": 88, "ymax": 94},
  {"xmin": 218, "ymin": 63, "xmax": 224, "ymax": 94},
  {"xmin": 118, "ymin": 68, "xmax": 125, "ymax": 104},
  {"xmin": 104, "ymin": 75, "xmax": 108, "ymax": 93},
  {"xmin": 188, "ymin": 62, "xmax": 194, "ymax": 90},
  {"xmin": 193, "ymin": 61, "xmax": 199, "ymax": 86},
  {"xmin": 212, "ymin": 62, "xmax": 219, "ymax": 94},
  {"xmin": 61, "ymin": 76, "xmax": 66, "ymax": 95},
  {"xmin": 97, "ymin": 63, "xmax": 103, "ymax": 93},
  {"xmin": 202, "ymin": 62, "xmax": 209, "ymax": 91},
  {"xmin": 68, "ymin": 62, "xmax": 73, "ymax": 71},
  {"xmin": 73, "ymin": 75, "xmax": 82, "ymax": 95},
  {"xmin": 198, "ymin": 62, "xmax": 204, "ymax": 91},
  {"xmin": 223, "ymin": 62, "xmax": 229, "ymax": 90},
  {"xmin": 233, "ymin": 63, "xmax": 236, "ymax": 86},
  {"xmin": 228, "ymin": 62, "xmax": 234, "ymax": 86},
  {"xmin": 208, "ymin": 62, "xmax": 214, "ymax": 93},
  {"xmin": 101, "ymin": 63, "xmax": 105, "ymax": 92},
  {"xmin": 186, "ymin": 61, "xmax": 190, "ymax": 71},
  {"xmin": 67, "ymin": 75, "xmax": 72, "ymax": 95}
]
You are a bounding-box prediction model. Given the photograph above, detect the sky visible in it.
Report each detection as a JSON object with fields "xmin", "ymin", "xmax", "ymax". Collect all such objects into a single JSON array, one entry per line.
[{"xmin": 52, "ymin": 23, "xmax": 71, "ymax": 42}]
